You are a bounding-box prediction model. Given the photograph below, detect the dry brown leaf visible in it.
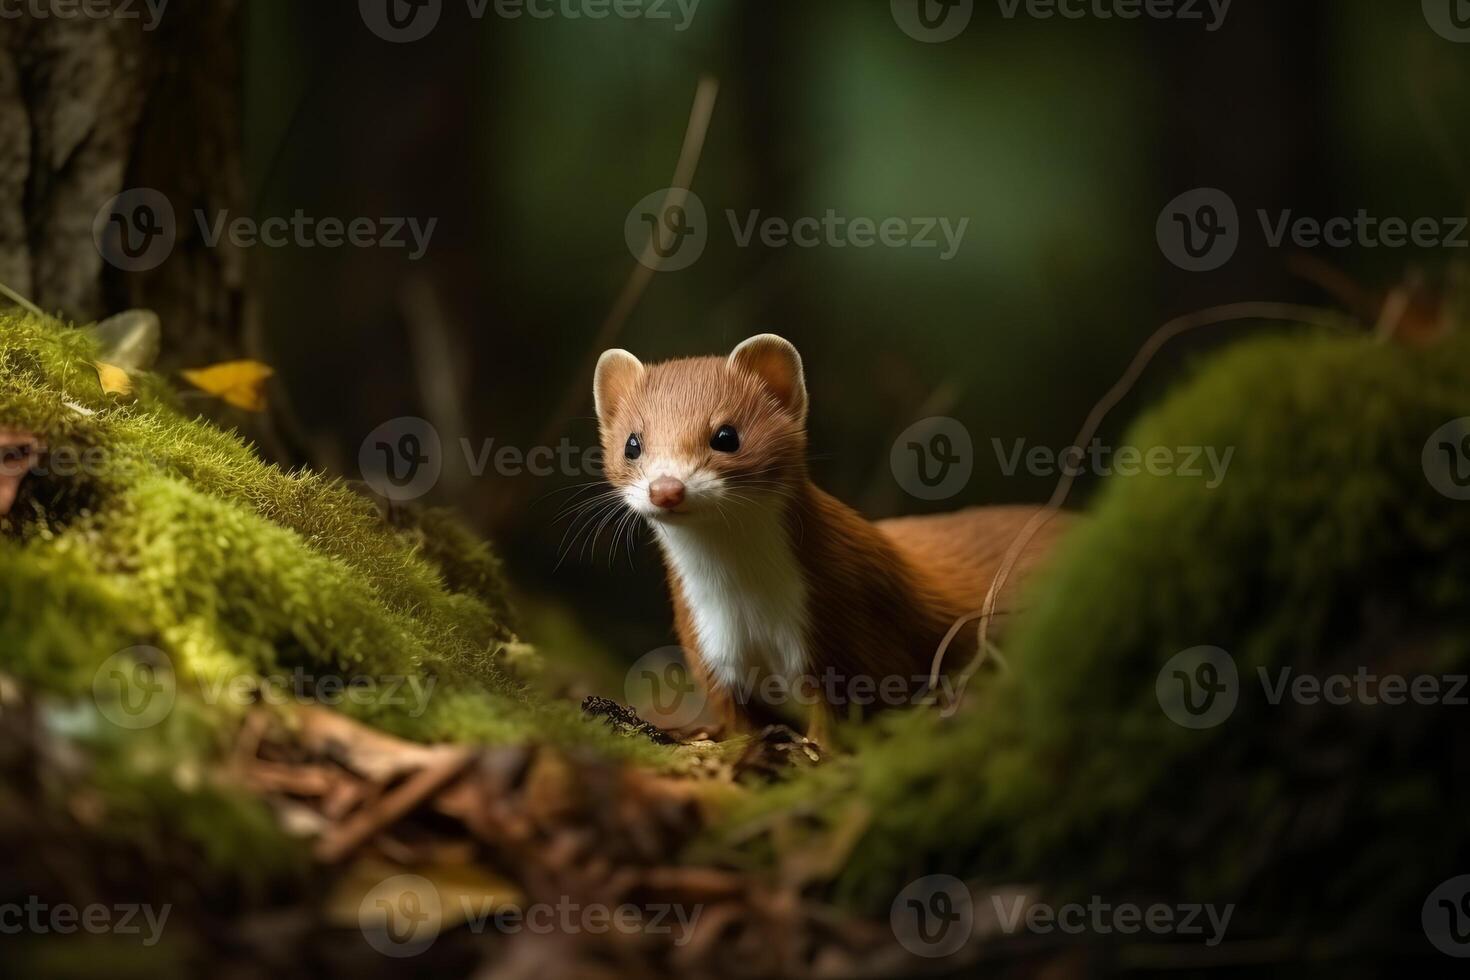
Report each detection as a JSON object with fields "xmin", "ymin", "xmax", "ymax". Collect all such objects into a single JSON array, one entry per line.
[
  {"xmin": 296, "ymin": 705, "xmax": 454, "ymax": 782},
  {"xmin": 314, "ymin": 747, "xmax": 475, "ymax": 864},
  {"xmin": 180, "ymin": 358, "xmax": 274, "ymax": 411}
]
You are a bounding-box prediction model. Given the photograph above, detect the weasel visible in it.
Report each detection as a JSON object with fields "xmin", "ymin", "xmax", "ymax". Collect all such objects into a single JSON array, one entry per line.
[{"xmin": 594, "ymin": 334, "xmax": 1071, "ymax": 737}]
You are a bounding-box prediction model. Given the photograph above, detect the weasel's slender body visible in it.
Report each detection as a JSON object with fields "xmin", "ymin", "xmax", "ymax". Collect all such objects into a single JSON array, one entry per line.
[{"xmin": 594, "ymin": 335, "xmax": 1069, "ymax": 732}]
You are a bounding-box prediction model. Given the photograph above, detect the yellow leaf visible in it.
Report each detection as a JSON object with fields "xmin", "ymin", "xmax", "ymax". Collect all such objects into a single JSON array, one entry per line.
[
  {"xmin": 180, "ymin": 359, "xmax": 274, "ymax": 412},
  {"xmin": 95, "ymin": 361, "xmax": 133, "ymax": 396},
  {"xmin": 325, "ymin": 858, "xmax": 524, "ymax": 932}
]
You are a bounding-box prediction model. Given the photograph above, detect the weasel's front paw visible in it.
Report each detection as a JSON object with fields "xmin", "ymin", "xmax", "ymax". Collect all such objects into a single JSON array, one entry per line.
[{"xmin": 733, "ymin": 724, "xmax": 823, "ymax": 780}]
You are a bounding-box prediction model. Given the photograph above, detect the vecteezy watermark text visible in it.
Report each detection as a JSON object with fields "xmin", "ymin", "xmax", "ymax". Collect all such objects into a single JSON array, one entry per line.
[
  {"xmin": 0, "ymin": 898, "xmax": 170, "ymax": 946},
  {"xmin": 0, "ymin": 0, "xmax": 168, "ymax": 30},
  {"xmin": 625, "ymin": 189, "xmax": 970, "ymax": 272},
  {"xmin": 94, "ymin": 188, "xmax": 437, "ymax": 272},
  {"xmin": 359, "ymin": 417, "xmax": 605, "ymax": 502},
  {"xmin": 358, "ymin": 873, "xmax": 702, "ymax": 958},
  {"xmin": 91, "ymin": 646, "xmax": 439, "ymax": 730},
  {"xmin": 624, "ymin": 647, "xmax": 958, "ymax": 729},
  {"xmin": 992, "ymin": 438, "xmax": 1233, "ymax": 488},
  {"xmin": 1157, "ymin": 645, "xmax": 1470, "ymax": 729},
  {"xmin": 1158, "ymin": 187, "xmax": 1469, "ymax": 272},
  {"xmin": 726, "ymin": 210, "xmax": 969, "ymax": 261},
  {"xmin": 1, "ymin": 422, "xmax": 606, "ymax": 506},
  {"xmin": 195, "ymin": 211, "xmax": 436, "ymax": 261},
  {"xmin": 990, "ymin": 893, "xmax": 1233, "ymax": 946},
  {"xmin": 994, "ymin": 0, "xmax": 1231, "ymax": 30},
  {"xmin": 887, "ymin": 417, "xmax": 1234, "ymax": 502},
  {"xmin": 891, "ymin": 0, "xmax": 1231, "ymax": 43},
  {"xmin": 889, "ymin": 875, "xmax": 1232, "ymax": 958},
  {"xmin": 359, "ymin": 0, "xmax": 701, "ymax": 43}
]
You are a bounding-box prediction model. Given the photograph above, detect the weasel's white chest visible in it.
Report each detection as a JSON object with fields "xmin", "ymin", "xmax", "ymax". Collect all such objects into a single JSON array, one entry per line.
[{"xmin": 656, "ymin": 516, "xmax": 809, "ymax": 692}]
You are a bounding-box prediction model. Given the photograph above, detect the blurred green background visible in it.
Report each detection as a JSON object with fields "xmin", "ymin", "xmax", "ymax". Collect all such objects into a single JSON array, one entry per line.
[{"xmin": 238, "ymin": 0, "xmax": 1470, "ymax": 661}]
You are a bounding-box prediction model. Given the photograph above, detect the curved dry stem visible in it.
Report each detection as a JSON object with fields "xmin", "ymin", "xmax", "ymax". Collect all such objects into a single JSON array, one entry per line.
[{"xmin": 930, "ymin": 301, "xmax": 1361, "ymax": 711}]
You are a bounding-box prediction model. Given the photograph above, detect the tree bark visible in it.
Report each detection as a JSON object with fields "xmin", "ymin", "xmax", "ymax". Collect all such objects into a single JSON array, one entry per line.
[{"xmin": 0, "ymin": 1, "xmax": 245, "ymax": 369}]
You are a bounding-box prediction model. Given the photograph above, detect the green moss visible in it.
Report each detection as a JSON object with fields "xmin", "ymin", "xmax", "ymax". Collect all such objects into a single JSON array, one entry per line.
[
  {"xmin": 715, "ymin": 328, "xmax": 1470, "ymax": 945},
  {"xmin": 0, "ymin": 309, "xmax": 666, "ymax": 756}
]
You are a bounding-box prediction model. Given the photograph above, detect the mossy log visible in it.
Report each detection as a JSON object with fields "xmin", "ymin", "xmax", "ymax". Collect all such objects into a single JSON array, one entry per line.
[{"xmin": 714, "ymin": 326, "xmax": 1470, "ymax": 969}]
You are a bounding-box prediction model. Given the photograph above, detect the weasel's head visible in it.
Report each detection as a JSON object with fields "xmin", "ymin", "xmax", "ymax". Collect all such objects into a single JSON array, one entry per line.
[{"xmin": 593, "ymin": 334, "xmax": 809, "ymax": 525}]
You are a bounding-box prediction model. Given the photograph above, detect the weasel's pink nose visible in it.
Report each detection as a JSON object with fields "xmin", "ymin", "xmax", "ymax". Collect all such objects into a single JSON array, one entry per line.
[{"xmin": 648, "ymin": 476, "xmax": 686, "ymax": 510}]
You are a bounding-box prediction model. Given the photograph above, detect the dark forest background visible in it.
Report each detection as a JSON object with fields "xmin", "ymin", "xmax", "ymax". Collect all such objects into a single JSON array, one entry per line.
[{"xmin": 106, "ymin": 0, "xmax": 1470, "ymax": 663}]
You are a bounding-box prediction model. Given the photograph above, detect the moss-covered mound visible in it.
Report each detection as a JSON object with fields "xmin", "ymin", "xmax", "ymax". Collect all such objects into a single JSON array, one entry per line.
[
  {"xmin": 717, "ymin": 328, "xmax": 1470, "ymax": 958},
  {"xmin": 0, "ymin": 309, "xmax": 618, "ymax": 749}
]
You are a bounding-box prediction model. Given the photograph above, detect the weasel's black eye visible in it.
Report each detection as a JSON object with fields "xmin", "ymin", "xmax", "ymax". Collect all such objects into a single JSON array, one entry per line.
[
  {"xmin": 710, "ymin": 425, "xmax": 740, "ymax": 453},
  {"xmin": 624, "ymin": 434, "xmax": 642, "ymax": 460}
]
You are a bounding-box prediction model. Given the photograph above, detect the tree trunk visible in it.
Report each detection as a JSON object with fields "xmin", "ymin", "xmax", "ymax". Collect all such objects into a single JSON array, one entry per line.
[{"xmin": 0, "ymin": 1, "xmax": 245, "ymax": 369}]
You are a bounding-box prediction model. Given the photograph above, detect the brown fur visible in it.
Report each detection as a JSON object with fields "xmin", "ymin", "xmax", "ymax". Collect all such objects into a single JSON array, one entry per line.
[
  {"xmin": 785, "ymin": 489, "xmax": 1070, "ymax": 716},
  {"xmin": 595, "ymin": 341, "xmax": 1073, "ymax": 731},
  {"xmin": 597, "ymin": 355, "xmax": 808, "ymax": 498}
]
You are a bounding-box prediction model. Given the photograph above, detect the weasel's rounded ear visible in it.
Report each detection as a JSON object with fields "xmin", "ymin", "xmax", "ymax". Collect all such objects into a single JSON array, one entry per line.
[
  {"xmin": 593, "ymin": 349, "xmax": 644, "ymax": 421},
  {"xmin": 728, "ymin": 334, "xmax": 807, "ymax": 422}
]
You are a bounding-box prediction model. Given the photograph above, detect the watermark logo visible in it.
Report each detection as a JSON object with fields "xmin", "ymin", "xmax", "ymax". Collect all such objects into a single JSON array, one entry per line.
[
  {"xmin": 95, "ymin": 189, "xmax": 438, "ymax": 270},
  {"xmin": 93, "ymin": 188, "xmax": 176, "ymax": 273},
  {"xmin": 360, "ymin": 0, "xmax": 443, "ymax": 42},
  {"xmin": 891, "ymin": 0, "xmax": 974, "ymax": 43},
  {"xmin": 891, "ymin": 875, "xmax": 973, "ymax": 958},
  {"xmin": 357, "ymin": 878, "xmax": 702, "ymax": 957},
  {"xmin": 625, "ymin": 191, "xmax": 968, "ymax": 271},
  {"xmin": 1160, "ymin": 188, "xmax": 1469, "ymax": 271},
  {"xmin": 891, "ymin": 417, "xmax": 974, "ymax": 500},
  {"xmin": 1424, "ymin": 0, "xmax": 1470, "ymax": 43},
  {"xmin": 359, "ymin": 873, "xmax": 443, "ymax": 957},
  {"xmin": 1424, "ymin": 418, "xmax": 1470, "ymax": 501},
  {"xmin": 1160, "ymin": 646, "xmax": 1470, "ymax": 726},
  {"xmin": 1157, "ymin": 188, "xmax": 1238, "ymax": 272},
  {"xmin": 359, "ymin": 417, "xmax": 444, "ymax": 502},
  {"xmin": 892, "ymin": 878, "xmax": 1233, "ymax": 956},
  {"xmin": 625, "ymin": 188, "xmax": 708, "ymax": 272},
  {"xmin": 1156, "ymin": 646, "xmax": 1238, "ymax": 729},
  {"xmin": 1425, "ymin": 875, "xmax": 1470, "ymax": 957},
  {"xmin": 624, "ymin": 646, "xmax": 708, "ymax": 729},
  {"xmin": 92, "ymin": 646, "xmax": 177, "ymax": 730},
  {"xmin": 357, "ymin": 420, "xmax": 611, "ymax": 500}
]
